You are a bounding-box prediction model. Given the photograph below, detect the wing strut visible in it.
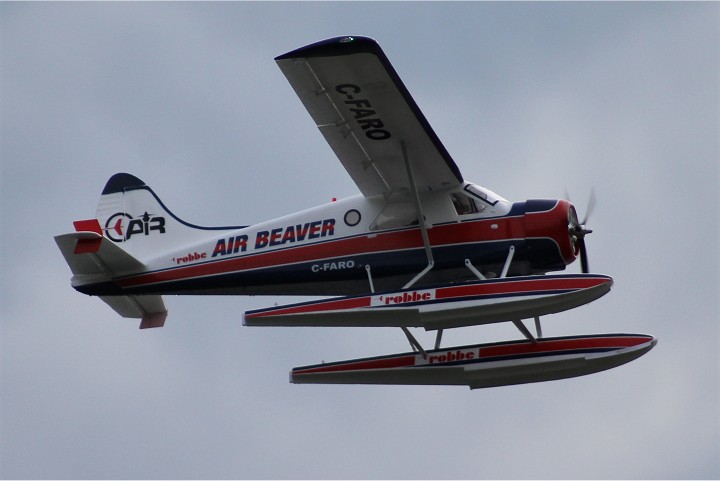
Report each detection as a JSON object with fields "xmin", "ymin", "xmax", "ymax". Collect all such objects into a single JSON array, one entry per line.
[
  {"xmin": 399, "ymin": 141, "xmax": 435, "ymax": 355},
  {"xmin": 402, "ymin": 141, "xmax": 435, "ymax": 289}
]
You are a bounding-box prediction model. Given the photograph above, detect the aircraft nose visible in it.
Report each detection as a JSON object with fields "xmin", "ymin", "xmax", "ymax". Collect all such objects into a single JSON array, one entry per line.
[
  {"xmin": 567, "ymin": 201, "xmax": 593, "ymax": 273},
  {"xmin": 562, "ymin": 200, "xmax": 584, "ymax": 266},
  {"xmin": 523, "ymin": 199, "xmax": 578, "ymax": 268}
]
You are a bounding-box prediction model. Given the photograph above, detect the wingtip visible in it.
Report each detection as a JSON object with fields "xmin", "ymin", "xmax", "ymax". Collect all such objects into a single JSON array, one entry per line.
[{"xmin": 275, "ymin": 35, "xmax": 379, "ymax": 61}]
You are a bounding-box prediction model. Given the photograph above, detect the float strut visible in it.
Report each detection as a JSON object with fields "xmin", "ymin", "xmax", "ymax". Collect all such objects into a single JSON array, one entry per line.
[
  {"xmin": 512, "ymin": 319, "xmax": 537, "ymax": 343},
  {"xmin": 434, "ymin": 329, "xmax": 444, "ymax": 350},
  {"xmin": 500, "ymin": 245, "xmax": 516, "ymax": 278},
  {"xmin": 402, "ymin": 327, "xmax": 427, "ymax": 358},
  {"xmin": 365, "ymin": 264, "xmax": 375, "ymax": 293},
  {"xmin": 534, "ymin": 316, "xmax": 543, "ymax": 338},
  {"xmin": 465, "ymin": 259, "xmax": 486, "ymax": 280}
]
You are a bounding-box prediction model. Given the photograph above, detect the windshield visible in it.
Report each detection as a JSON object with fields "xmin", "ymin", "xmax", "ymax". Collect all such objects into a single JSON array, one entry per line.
[{"xmin": 464, "ymin": 184, "xmax": 508, "ymax": 206}]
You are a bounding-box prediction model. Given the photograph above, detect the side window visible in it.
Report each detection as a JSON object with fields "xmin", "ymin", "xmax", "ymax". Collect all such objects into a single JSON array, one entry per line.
[
  {"xmin": 451, "ymin": 193, "xmax": 481, "ymax": 216},
  {"xmin": 369, "ymin": 202, "xmax": 418, "ymax": 230}
]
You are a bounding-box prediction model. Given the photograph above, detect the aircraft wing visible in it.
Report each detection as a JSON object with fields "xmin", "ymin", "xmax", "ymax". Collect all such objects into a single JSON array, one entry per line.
[{"xmin": 276, "ymin": 36, "xmax": 463, "ymax": 198}]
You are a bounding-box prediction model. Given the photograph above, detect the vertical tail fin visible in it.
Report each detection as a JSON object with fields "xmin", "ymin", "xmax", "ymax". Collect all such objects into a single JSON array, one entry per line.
[{"xmin": 94, "ymin": 173, "xmax": 240, "ymax": 261}]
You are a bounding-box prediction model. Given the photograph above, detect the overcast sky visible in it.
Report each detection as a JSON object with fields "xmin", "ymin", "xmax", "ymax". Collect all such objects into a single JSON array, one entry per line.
[{"xmin": 1, "ymin": 2, "xmax": 718, "ymax": 479}]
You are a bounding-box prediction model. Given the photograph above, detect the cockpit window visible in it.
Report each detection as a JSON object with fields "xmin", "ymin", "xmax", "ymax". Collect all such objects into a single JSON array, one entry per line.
[
  {"xmin": 451, "ymin": 193, "xmax": 482, "ymax": 215},
  {"xmin": 369, "ymin": 202, "xmax": 418, "ymax": 230},
  {"xmin": 464, "ymin": 184, "xmax": 503, "ymax": 206}
]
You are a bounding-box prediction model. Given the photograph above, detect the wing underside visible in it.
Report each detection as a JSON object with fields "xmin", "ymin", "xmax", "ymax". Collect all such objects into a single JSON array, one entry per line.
[{"xmin": 275, "ymin": 36, "xmax": 463, "ymax": 198}]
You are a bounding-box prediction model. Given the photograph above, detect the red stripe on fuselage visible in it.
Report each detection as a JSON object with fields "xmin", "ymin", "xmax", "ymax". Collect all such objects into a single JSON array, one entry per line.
[
  {"xmin": 114, "ymin": 204, "xmax": 571, "ymax": 290},
  {"xmin": 115, "ymin": 215, "xmax": 530, "ymax": 289}
]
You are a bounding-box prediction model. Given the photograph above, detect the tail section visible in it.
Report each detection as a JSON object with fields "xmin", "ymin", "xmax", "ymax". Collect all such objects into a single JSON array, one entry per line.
[
  {"xmin": 94, "ymin": 173, "xmax": 229, "ymax": 261},
  {"xmin": 55, "ymin": 230, "xmax": 168, "ymax": 328},
  {"xmin": 56, "ymin": 173, "xmax": 242, "ymax": 328}
]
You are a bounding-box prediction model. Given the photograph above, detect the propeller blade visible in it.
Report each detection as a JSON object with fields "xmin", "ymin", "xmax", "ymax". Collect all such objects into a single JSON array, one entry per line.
[
  {"xmin": 578, "ymin": 237, "xmax": 590, "ymax": 274},
  {"xmin": 566, "ymin": 188, "xmax": 596, "ymax": 273},
  {"xmin": 581, "ymin": 188, "xmax": 597, "ymax": 225}
]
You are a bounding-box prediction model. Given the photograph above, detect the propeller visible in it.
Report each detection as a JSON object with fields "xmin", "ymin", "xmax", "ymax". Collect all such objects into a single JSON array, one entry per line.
[{"xmin": 567, "ymin": 189, "xmax": 596, "ymax": 274}]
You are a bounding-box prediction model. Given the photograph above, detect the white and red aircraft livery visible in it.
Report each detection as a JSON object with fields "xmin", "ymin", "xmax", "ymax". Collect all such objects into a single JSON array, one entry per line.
[{"xmin": 56, "ymin": 36, "xmax": 655, "ymax": 388}]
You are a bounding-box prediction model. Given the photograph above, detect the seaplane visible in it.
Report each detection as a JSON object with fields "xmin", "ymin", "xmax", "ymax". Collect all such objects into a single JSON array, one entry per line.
[{"xmin": 55, "ymin": 35, "xmax": 656, "ymax": 389}]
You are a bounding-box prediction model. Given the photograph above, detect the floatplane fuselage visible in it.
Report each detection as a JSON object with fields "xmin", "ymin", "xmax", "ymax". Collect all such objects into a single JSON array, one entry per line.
[{"xmin": 70, "ymin": 176, "xmax": 581, "ymax": 298}]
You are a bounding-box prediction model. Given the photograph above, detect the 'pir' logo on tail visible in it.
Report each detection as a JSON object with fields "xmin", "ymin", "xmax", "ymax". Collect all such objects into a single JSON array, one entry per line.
[{"xmin": 104, "ymin": 212, "xmax": 166, "ymax": 242}]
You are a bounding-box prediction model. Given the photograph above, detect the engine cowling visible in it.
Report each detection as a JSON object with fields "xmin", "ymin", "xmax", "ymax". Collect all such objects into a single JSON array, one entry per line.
[{"xmin": 522, "ymin": 199, "xmax": 579, "ymax": 271}]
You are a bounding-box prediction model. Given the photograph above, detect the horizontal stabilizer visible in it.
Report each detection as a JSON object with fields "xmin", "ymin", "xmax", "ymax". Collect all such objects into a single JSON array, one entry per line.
[
  {"xmin": 55, "ymin": 231, "xmax": 167, "ymax": 328},
  {"xmin": 99, "ymin": 295, "xmax": 167, "ymax": 328},
  {"xmin": 244, "ymin": 274, "xmax": 613, "ymax": 330}
]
